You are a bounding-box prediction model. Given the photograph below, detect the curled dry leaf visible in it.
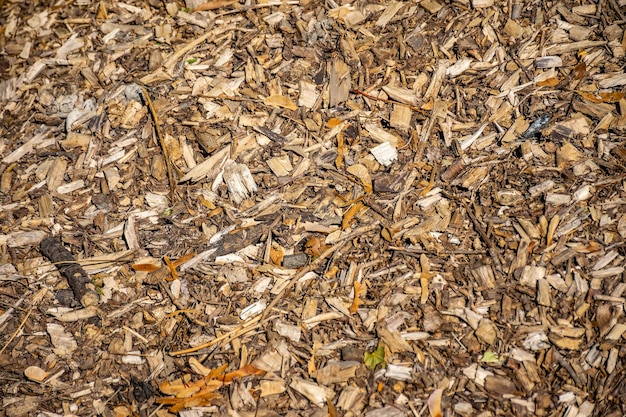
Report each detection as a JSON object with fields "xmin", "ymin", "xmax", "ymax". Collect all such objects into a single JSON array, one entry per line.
[
  {"xmin": 572, "ymin": 62, "xmax": 586, "ymax": 80},
  {"xmin": 428, "ymin": 388, "xmax": 443, "ymax": 417},
  {"xmin": 349, "ymin": 281, "xmax": 365, "ymax": 313},
  {"xmin": 157, "ymin": 363, "xmax": 265, "ymax": 412},
  {"xmin": 270, "ymin": 244, "xmax": 284, "ymax": 265},
  {"xmin": 536, "ymin": 77, "xmax": 560, "ymax": 87},
  {"xmin": 576, "ymin": 91, "xmax": 624, "ymax": 103},
  {"xmin": 342, "ymin": 201, "xmax": 367, "ymax": 230},
  {"xmin": 304, "ymin": 236, "xmax": 330, "ymax": 257}
]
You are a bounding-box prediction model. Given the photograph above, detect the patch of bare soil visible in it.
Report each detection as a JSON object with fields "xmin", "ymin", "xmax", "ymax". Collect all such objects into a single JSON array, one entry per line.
[{"xmin": 1, "ymin": 0, "xmax": 626, "ymax": 416}]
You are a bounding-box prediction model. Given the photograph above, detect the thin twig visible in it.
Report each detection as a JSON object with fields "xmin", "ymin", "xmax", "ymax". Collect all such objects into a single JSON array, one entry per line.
[
  {"xmin": 142, "ymin": 87, "xmax": 176, "ymax": 205},
  {"xmin": 171, "ymin": 314, "xmax": 265, "ymax": 356},
  {"xmin": 351, "ymin": 89, "xmax": 429, "ymax": 115}
]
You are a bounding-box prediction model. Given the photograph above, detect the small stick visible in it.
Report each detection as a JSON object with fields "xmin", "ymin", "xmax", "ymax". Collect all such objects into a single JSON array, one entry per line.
[
  {"xmin": 40, "ymin": 237, "xmax": 99, "ymax": 307},
  {"xmin": 171, "ymin": 315, "xmax": 265, "ymax": 356},
  {"xmin": 351, "ymin": 89, "xmax": 428, "ymax": 115},
  {"xmin": 142, "ymin": 87, "xmax": 176, "ymax": 204}
]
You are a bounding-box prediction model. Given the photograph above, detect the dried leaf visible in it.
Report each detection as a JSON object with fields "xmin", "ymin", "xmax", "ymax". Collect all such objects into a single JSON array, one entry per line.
[
  {"xmin": 131, "ymin": 263, "xmax": 160, "ymax": 272},
  {"xmin": 342, "ymin": 201, "xmax": 366, "ymax": 230},
  {"xmin": 577, "ymin": 91, "xmax": 624, "ymax": 103},
  {"xmin": 572, "ymin": 62, "xmax": 586, "ymax": 80},
  {"xmin": 304, "ymin": 237, "xmax": 330, "ymax": 257},
  {"xmin": 428, "ymin": 388, "xmax": 443, "ymax": 417},
  {"xmin": 364, "ymin": 346, "xmax": 386, "ymax": 370},
  {"xmin": 157, "ymin": 363, "xmax": 263, "ymax": 412},
  {"xmin": 264, "ymin": 94, "xmax": 298, "ymax": 110},
  {"xmin": 326, "ymin": 118, "xmax": 343, "ymax": 128},
  {"xmin": 536, "ymin": 77, "xmax": 560, "ymax": 87},
  {"xmin": 349, "ymin": 281, "xmax": 364, "ymax": 313},
  {"xmin": 219, "ymin": 364, "xmax": 265, "ymax": 383},
  {"xmin": 480, "ymin": 350, "xmax": 502, "ymax": 363},
  {"xmin": 270, "ymin": 245, "xmax": 284, "ymax": 265},
  {"xmin": 336, "ymin": 131, "xmax": 346, "ymax": 169},
  {"xmin": 24, "ymin": 366, "xmax": 49, "ymax": 382}
]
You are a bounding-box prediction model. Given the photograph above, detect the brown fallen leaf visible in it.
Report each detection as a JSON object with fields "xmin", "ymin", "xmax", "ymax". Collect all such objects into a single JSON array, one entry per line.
[
  {"xmin": 577, "ymin": 90, "xmax": 624, "ymax": 103},
  {"xmin": 428, "ymin": 388, "xmax": 443, "ymax": 417},
  {"xmin": 305, "ymin": 236, "xmax": 330, "ymax": 257},
  {"xmin": 342, "ymin": 201, "xmax": 367, "ymax": 230},
  {"xmin": 349, "ymin": 281, "xmax": 365, "ymax": 314},
  {"xmin": 572, "ymin": 61, "xmax": 586, "ymax": 80},
  {"xmin": 157, "ymin": 363, "xmax": 265, "ymax": 412},
  {"xmin": 537, "ymin": 77, "xmax": 560, "ymax": 87}
]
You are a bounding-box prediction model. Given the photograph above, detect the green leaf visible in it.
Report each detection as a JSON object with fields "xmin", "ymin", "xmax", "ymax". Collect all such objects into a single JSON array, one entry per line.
[
  {"xmin": 364, "ymin": 346, "xmax": 386, "ymax": 370},
  {"xmin": 480, "ymin": 350, "xmax": 501, "ymax": 363},
  {"xmin": 186, "ymin": 57, "xmax": 198, "ymax": 64}
]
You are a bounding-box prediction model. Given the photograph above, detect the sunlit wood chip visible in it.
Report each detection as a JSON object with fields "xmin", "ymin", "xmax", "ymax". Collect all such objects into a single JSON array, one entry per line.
[
  {"xmin": 240, "ymin": 300, "xmax": 266, "ymax": 320},
  {"xmin": 605, "ymin": 323, "xmax": 626, "ymax": 341},
  {"xmin": 56, "ymin": 179, "xmax": 85, "ymax": 194},
  {"xmin": 475, "ymin": 318, "xmax": 497, "ymax": 345},
  {"xmin": 446, "ymin": 58, "xmax": 472, "ymax": 77},
  {"xmin": 274, "ymin": 319, "xmax": 301, "ymax": 342},
  {"xmin": 518, "ymin": 265, "xmax": 546, "ymax": 287},
  {"xmin": 315, "ymin": 361, "xmax": 359, "ymax": 385},
  {"xmin": 264, "ymin": 94, "xmax": 297, "ymax": 110},
  {"xmin": 384, "ymin": 364, "xmax": 412, "ymax": 381},
  {"xmin": 370, "ymin": 142, "xmax": 398, "ymax": 167},
  {"xmin": 298, "ymin": 81, "xmax": 319, "ymax": 108},
  {"xmin": 390, "ymin": 105, "xmax": 412, "ymax": 130},
  {"xmin": 462, "ymin": 363, "xmax": 493, "ymax": 386},
  {"xmin": 290, "ymin": 378, "xmax": 331, "ymax": 408},
  {"xmin": 523, "ymin": 331, "xmax": 550, "ymax": 351},
  {"xmin": 260, "ymin": 374, "xmax": 287, "ymax": 397},
  {"xmin": 382, "ymin": 85, "xmax": 418, "ymax": 105},
  {"xmin": 548, "ymin": 333, "xmax": 583, "ymax": 350},
  {"xmin": 364, "ymin": 122, "xmax": 400, "ymax": 147},
  {"xmin": 224, "ymin": 161, "xmax": 258, "ymax": 204},
  {"xmin": 471, "ymin": 0, "xmax": 494, "ymax": 7},
  {"xmin": 24, "ymin": 366, "xmax": 50, "ymax": 383},
  {"xmin": 590, "ymin": 266, "xmax": 625, "ymax": 279},
  {"xmin": 266, "ymin": 155, "xmax": 293, "ymax": 177},
  {"xmin": 534, "ymin": 56, "xmax": 563, "ymax": 68},
  {"xmin": 47, "ymin": 323, "xmax": 78, "ymax": 356},
  {"xmin": 47, "ymin": 306, "xmax": 99, "ymax": 322}
]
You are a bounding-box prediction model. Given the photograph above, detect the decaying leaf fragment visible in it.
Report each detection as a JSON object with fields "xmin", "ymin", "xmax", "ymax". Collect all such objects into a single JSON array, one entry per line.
[
  {"xmin": 157, "ymin": 363, "xmax": 265, "ymax": 412},
  {"xmin": 349, "ymin": 281, "xmax": 365, "ymax": 313},
  {"xmin": 342, "ymin": 201, "xmax": 367, "ymax": 230},
  {"xmin": 576, "ymin": 90, "xmax": 624, "ymax": 103}
]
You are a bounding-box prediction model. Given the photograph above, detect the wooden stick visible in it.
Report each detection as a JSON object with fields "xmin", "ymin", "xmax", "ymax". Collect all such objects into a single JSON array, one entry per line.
[
  {"xmin": 351, "ymin": 89, "xmax": 428, "ymax": 115},
  {"xmin": 142, "ymin": 87, "xmax": 177, "ymax": 205}
]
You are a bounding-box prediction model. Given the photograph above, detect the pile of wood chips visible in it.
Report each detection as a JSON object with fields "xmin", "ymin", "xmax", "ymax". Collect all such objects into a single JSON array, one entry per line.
[{"xmin": 1, "ymin": 0, "xmax": 626, "ymax": 416}]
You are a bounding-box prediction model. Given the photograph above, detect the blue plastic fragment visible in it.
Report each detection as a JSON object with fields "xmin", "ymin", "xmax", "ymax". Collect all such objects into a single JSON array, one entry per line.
[{"xmin": 521, "ymin": 114, "xmax": 552, "ymax": 139}]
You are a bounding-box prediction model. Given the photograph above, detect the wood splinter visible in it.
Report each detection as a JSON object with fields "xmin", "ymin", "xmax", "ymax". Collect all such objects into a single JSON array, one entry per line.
[{"xmin": 40, "ymin": 237, "xmax": 99, "ymax": 307}]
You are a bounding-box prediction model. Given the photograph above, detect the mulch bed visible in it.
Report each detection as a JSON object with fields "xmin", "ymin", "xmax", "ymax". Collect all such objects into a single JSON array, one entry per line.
[{"xmin": 1, "ymin": 0, "xmax": 626, "ymax": 416}]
